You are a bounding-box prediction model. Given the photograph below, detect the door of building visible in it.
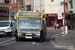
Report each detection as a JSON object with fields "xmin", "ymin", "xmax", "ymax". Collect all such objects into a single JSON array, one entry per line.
[
  {"xmin": 52, "ymin": 17, "xmax": 55, "ymax": 26},
  {"xmin": 49, "ymin": 17, "xmax": 52, "ymax": 26},
  {"xmin": 46, "ymin": 17, "xmax": 51, "ymax": 26},
  {"xmin": 47, "ymin": 17, "xmax": 55, "ymax": 27},
  {"xmin": 46, "ymin": 16, "xmax": 57, "ymax": 27}
]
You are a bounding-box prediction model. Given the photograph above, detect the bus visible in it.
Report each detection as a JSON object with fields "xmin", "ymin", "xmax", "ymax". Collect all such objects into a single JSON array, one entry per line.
[{"xmin": 14, "ymin": 11, "xmax": 46, "ymax": 42}]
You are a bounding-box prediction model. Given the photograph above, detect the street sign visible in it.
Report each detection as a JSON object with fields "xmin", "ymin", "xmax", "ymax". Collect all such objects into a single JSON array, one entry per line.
[
  {"xmin": 60, "ymin": 26, "xmax": 68, "ymax": 35},
  {"xmin": 58, "ymin": 11, "xmax": 62, "ymax": 19},
  {"xmin": 60, "ymin": 1, "xmax": 63, "ymax": 6},
  {"xmin": 42, "ymin": 9, "xmax": 45, "ymax": 14}
]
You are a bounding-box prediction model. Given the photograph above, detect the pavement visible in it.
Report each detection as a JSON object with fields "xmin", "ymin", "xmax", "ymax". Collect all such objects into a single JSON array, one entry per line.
[
  {"xmin": 47, "ymin": 27, "xmax": 59, "ymax": 31},
  {"xmin": 47, "ymin": 27, "xmax": 75, "ymax": 50}
]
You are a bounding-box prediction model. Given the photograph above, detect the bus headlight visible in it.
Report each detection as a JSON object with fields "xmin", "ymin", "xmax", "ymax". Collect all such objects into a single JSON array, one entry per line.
[
  {"xmin": 36, "ymin": 33, "xmax": 40, "ymax": 36},
  {"xmin": 18, "ymin": 33, "xmax": 21, "ymax": 35}
]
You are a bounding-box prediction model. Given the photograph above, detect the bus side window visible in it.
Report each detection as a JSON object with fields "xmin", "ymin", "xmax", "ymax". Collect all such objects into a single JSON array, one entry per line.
[{"xmin": 42, "ymin": 21, "xmax": 44, "ymax": 29}]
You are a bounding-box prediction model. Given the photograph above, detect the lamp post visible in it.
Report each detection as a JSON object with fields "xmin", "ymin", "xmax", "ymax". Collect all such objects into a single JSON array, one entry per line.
[
  {"xmin": 64, "ymin": 0, "xmax": 65, "ymax": 27},
  {"xmin": 40, "ymin": 0, "xmax": 42, "ymax": 12},
  {"xmin": 9, "ymin": 7, "xmax": 12, "ymax": 21},
  {"xmin": 63, "ymin": 0, "xmax": 68, "ymax": 35}
]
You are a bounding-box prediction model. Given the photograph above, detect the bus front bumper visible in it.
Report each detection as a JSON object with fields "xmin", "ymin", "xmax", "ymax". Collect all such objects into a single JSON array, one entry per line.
[{"xmin": 16, "ymin": 36, "xmax": 40, "ymax": 40}]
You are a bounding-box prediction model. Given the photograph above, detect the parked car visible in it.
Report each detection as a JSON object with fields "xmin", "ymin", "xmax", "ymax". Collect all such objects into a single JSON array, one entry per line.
[{"xmin": 0, "ymin": 21, "xmax": 16, "ymax": 37}]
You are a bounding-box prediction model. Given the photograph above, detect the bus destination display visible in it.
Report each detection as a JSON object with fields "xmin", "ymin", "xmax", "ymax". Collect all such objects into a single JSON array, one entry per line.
[{"xmin": 19, "ymin": 12, "xmax": 41, "ymax": 16}]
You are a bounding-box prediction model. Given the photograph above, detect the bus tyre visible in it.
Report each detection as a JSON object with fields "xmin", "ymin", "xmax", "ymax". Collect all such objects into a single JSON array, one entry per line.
[
  {"xmin": 42, "ymin": 38, "xmax": 45, "ymax": 42},
  {"xmin": 8, "ymin": 32, "xmax": 12, "ymax": 37},
  {"xmin": 15, "ymin": 38, "xmax": 19, "ymax": 41}
]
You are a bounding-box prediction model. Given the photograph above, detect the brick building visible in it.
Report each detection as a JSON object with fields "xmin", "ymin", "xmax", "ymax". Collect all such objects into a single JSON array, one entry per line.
[
  {"xmin": 10, "ymin": 0, "xmax": 20, "ymax": 20},
  {"xmin": 20, "ymin": 0, "xmax": 25, "ymax": 11}
]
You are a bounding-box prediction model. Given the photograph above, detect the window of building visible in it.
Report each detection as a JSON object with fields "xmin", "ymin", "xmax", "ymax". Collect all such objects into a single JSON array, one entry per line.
[
  {"xmin": 20, "ymin": 0, "xmax": 22, "ymax": 7},
  {"xmin": 12, "ymin": 0, "xmax": 13, "ymax": 4},
  {"xmin": 15, "ymin": 0, "xmax": 16, "ymax": 3},
  {"xmin": 71, "ymin": 0, "xmax": 73, "ymax": 8},
  {"xmin": 26, "ymin": 5, "xmax": 31, "ymax": 11},
  {"xmin": 5, "ymin": 0, "xmax": 10, "ymax": 3},
  {"xmin": 51, "ymin": 0, "xmax": 54, "ymax": 2},
  {"xmin": 0, "ymin": 10, "xmax": 7, "ymax": 13},
  {"xmin": 69, "ymin": 0, "xmax": 73, "ymax": 8}
]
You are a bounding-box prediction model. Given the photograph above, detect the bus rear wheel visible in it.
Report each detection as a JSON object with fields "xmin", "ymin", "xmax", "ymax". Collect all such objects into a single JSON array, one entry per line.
[
  {"xmin": 15, "ymin": 38, "xmax": 19, "ymax": 41},
  {"xmin": 15, "ymin": 37, "xmax": 20, "ymax": 41}
]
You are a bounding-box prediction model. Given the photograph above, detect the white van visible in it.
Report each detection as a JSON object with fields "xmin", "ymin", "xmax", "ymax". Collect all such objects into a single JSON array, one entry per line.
[{"xmin": 0, "ymin": 21, "xmax": 16, "ymax": 37}]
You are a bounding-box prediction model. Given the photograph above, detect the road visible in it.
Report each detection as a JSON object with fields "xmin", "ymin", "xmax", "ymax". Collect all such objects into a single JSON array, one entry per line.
[{"xmin": 0, "ymin": 31, "xmax": 67, "ymax": 50}]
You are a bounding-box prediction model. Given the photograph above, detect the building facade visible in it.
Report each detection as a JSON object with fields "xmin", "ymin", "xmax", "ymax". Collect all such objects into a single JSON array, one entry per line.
[
  {"xmin": 24, "ymin": 0, "xmax": 44, "ymax": 11},
  {"xmin": 20, "ymin": 0, "xmax": 25, "ymax": 11},
  {"xmin": 65, "ymin": 0, "xmax": 75, "ymax": 29},
  {"xmin": 10, "ymin": 0, "xmax": 20, "ymax": 20},
  {"xmin": 0, "ymin": 0, "xmax": 20, "ymax": 21},
  {"xmin": 44, "ymin": 0, "xmax": 64, "ymax": 26},
  {"xmin": 24, "ymin": 0, "xmax": 64, "ymax": 27},
  {"xmin": 0, "ymin": 0, "xmax": 10, "ymax": 20},
  {"xmin": 24, "ymin": 0, "xmax": 31, "ymax": 11}
]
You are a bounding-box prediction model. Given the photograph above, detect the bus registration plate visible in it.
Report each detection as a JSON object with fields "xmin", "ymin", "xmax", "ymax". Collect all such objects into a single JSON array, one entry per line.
[
  {"xmin": 25, "ymin": 37, "xmax": 32, "ymax": 39},
  {"xmin": 0, "ymin": 33, "xmax": 3, "ymax": 34}
]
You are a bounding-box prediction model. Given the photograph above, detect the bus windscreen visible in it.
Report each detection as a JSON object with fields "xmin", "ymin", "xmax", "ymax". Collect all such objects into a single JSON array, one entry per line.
[{"xmin": 18, "ymin": 17, "xmax": 41, "ymax": 29}]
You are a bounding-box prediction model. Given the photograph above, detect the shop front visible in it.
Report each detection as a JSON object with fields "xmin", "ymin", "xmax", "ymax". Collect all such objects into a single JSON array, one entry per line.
[
  {"xmin": 67, "ymin": 13, "xmax": 75, "ymax": 30},
  {"xmin": 45, "ymin": 14, "xmax": 58, "ymax": 27}
]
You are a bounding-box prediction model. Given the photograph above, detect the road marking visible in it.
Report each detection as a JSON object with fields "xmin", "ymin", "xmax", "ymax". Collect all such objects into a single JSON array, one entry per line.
[
  {"xmin": 50, "ymin": 40, "xmax": 61, "ymax": 48},
  {"xmin": 2, "ymin": 41, "xmax": 16, "ymax": 46},
  {"xmin": 51, "ymin": 41, "xmax": 59, "ymax": 46},
  {"xmin": 0, "ymin": 38, "xmax": 15, "ymax": 45},
  {"xmin": 51, "ymin": 34, "xmax": 59, "ymax": 38},
  {"xmin": 32, "ymin": 42, "xmax": 36, "ymax": 44},
  {"xmin": 50, "ymin": 34, "xmax": 63, "ymax": 48},
  {"xmin": 36, "ymin": 43, "xmax": 40, "ymax": 45},
  {"xmin": 55, "ymin": 40, "xmax": 63, "ymax": 46},
  {"xmin": 52, "ymin": 34, "xmax": 63, "ymax": 46},
  {"xmin": 50, "ymin": 41, "xmax": 57, "ymax": 46}
]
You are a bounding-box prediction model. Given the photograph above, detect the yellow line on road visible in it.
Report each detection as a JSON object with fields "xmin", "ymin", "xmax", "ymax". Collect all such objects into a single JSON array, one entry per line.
[
  {"xmin": 51, "ymin": 34, "xmax": 63, "ymax": 46},
  {"xmin": 50, "ymin": 41, "xmax": 57, "ymax": 46},
  {"xmin": 55, "ymin": 40, "xmax": 63, "ymax": 46},
  {"xmin": 52, "ymin": 41, "xmax": 59, "ymax": 46},
  {"xmin": 2, "ymin": 41, "xmax": 16, "ymax": 46},
  {"xmin": 50, "ymin": 40, "xmax": 61, "ymax": 48},
  {"xmin": 51, "ymin": 34, "xmax": 59, "ymax": 38},
  {"xmin": 50, "ymin": 33, "xmax": 65, "ymax": 49}
]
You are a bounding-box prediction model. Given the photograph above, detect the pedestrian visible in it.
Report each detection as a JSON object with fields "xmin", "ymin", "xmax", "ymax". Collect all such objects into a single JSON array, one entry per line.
[
  {"xmin": 56, "ymin": 23, "xmax": 59, "ymax": 29},
  {"xmin": 60, "ymin": 22, "xmax": 62, "ymax": 27},
  {"xmin": 54, "ymin": 22, "xmax": 57, "ymax": 30}
]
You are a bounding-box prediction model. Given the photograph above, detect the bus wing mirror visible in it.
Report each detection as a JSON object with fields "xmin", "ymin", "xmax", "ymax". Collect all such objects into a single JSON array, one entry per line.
[
  {"xmin": 43, "ymin": 18, "xmax": 45, "ymax": 21},
  {"xmin": 14, "ymin": 14, "xmax": 17, "ymax": 19},
  {"xmin": 14, "ymin": 17, "xmax": 16, "ymax": 19}
]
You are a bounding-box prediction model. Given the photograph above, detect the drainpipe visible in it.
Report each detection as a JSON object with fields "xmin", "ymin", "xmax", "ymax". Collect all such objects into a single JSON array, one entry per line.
[{"xmin": 17, "ymin": 0, "xmax": 18, "ymax": 12}]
